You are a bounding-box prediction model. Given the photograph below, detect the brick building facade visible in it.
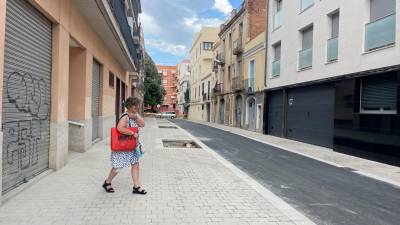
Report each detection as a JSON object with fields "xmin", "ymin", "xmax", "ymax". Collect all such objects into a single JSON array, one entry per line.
[{"xmin": 157, "ymin": 65, "xmax": 179, "ymax": 113}]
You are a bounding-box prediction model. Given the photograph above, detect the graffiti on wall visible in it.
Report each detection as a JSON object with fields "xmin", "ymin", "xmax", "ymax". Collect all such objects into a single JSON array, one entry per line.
[{"xmin": 3, "ymin": 71, "xmax": 50, "ymax": 175}]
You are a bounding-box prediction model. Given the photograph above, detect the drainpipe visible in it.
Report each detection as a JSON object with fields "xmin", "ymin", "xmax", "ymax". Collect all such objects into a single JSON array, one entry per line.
[
  {"xmin": 264, "ymin": 0, "xmax": 269, "ymax": 89},
  {"xmin": 262, "ymin": 0, "xmax": 270, "ymax": 134}
]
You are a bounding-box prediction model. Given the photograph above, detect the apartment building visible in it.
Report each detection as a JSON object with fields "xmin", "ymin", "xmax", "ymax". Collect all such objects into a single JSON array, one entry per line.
[
  {"xmin": 189, "ymin": 27, "xmax": 219, "ymax": 122},
  {"xmin": 178, "ymin": 60, "xmax": 190, "ymax": 115},
  {"xmin": 0, "ymin": 0, "xmax": 144, "ymax": 199},
  {"xmin": 266, "ymin": 0, "xmax": 399, "ymax": 162},
  {"xmin": 213, "ymin": 0, "xmax": 267, "ymax": 132},
  {"xmin": 157, "ymin": 65, "xmax": 179, "ymax": 113}
]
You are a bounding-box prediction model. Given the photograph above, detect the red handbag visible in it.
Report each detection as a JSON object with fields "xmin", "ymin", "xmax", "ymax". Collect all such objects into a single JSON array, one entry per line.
[{"xmin": 110, "ymin": 127, "xmax": 138, "ymax": 151}]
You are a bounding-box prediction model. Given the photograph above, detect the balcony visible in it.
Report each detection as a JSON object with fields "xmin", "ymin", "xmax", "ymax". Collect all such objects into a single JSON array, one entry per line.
[
  {"xmin": 214, "ymin": 83, "xmax": 223, "ymax": 95},
  {"xmin": 232, "ymin": 76, "xmax": 242, "ymax": 91},
  {"xmin": 365, "ymin": 14, "xmax": 396, "ymax": 51},
  {"xmin": 233, "ymin": 39, "xmax": 243, "ymax": 55},
  {"xmin": 73, "ymin": 0, "xmax": 138, "ymax": 71},
  {"xmin": 298, "ymin": 48, "xmax": 313, "ymax": 70},
  {"xmin": 327, "ymin": 37, "xmax": 338, "ymax": 62},
  {"xmin": 212, "ymin": 61, "xmax": 219, "ymax": 72},
  {"xmin": 301, "ymin": 0, "xmax": 314, "ymax": 11},
  {"xmin": 109, "ymin": 0, "xmax": 142, "ymax": 70},
  {"xmin": 272, "ymin": 60, "xmax": 281, "ymax": 77},
  {"xmin": 243, "ymin": 78, "xmax": 255, "ymax": 94},
  {"xmin": 202, "ymin": 93, "xmax": 210, "ymax": 101},
  {"xmin": 273, "ymin": 11, "xmax": 283, "ymax": 30},
  {"xmin": 216, "ymin": 53, "xmax": 225, "ymax": 65}
]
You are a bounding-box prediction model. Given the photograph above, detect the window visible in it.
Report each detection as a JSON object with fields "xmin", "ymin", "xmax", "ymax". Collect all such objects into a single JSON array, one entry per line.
[
  {"xmin": 198, "ymin": 85, "xmax": 200, "ymax": 97},
  {"xmin": 299, "ymin": 26, "xmax": 313, "ymax": 70},
  {"xmin": 272, "ymin": 42, "xmax": 281, "ymax": 77},
  {"xmin": 370, "ymin": 0, "xmax": 395, "ymax": 21},
  {"xmin": 249, "ymin": 60, "xmax": 255, "ymax": 90},
  {"xmin": 301, "ymin": 0, "xmax": 314, "ymax": 11},
  {"xmin": 208, "ymin": 81, "xmax": 211, "ymax": 96},
  {"xmin": 274, "ymin": 0, "xmax": 283, "ymax": 29},
  {"xmin": 202, "ymin": 82, "xmax": 205, "ymax": 94},
  {"xmin": 236, "ymin": 61, "xmax": 241, "ymax": 78},
  {"xmin": 109, "ymin": 72, "xmax": 115, "ymax": 87},
  {"xmin": 360, "ymin": 73, "xmax": 397, "ymax": 114},
  {"xmin": 365, "ymin": 0, "xmax": 396, "ymax": 51},
  {"xmin": 163, "ymin": 80, "xmax": 167, "ymax": 84},
  {"xmin": 203, "ymin": 42, "xmax": 214, "ymax": 50},
  {"xmin": 228, "ymin": 66, "xmax": 231, "ymax": 79},
  {"xmin": 229, "ymin": 33, "xmax": 232, "ymax": 49},
  {"xmin": 327, "ymin": 12, "xmax": 339, "ymax": 62}
]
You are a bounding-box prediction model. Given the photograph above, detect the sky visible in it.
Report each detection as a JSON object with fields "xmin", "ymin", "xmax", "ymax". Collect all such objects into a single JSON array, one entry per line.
[{"xmin": 141, "ymin": 0, "xmax": 243, "ymax": 66}]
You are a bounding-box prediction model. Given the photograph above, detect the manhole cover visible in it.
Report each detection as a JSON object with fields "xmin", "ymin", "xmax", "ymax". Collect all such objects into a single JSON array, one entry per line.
[
  {"xmin": 159, "ymin": 126, "xmax": 178, "ymax": 129},
  {"xmin": 162, "ymin": 140, "xmax": 201, "ymax": 149}
]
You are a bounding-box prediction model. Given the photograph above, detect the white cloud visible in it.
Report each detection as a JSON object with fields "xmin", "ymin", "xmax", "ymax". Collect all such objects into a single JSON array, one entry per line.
[
  {"xmin": 140, "ymin": 13, "xmax": 161, "ymax": 35},
  {"xmin": 146, "ymin": 39, "xmax": 188, "ymax": 57},
  {"xmin": 213, "ymin": 0, "xmax": 233, "ymax": 15},
  {"xmin": 183, "ymin": 16, "xmax": 224, "ymax": 32}
]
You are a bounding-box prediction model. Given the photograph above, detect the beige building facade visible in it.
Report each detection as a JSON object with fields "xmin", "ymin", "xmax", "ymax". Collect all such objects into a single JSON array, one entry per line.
[
  {"xmin": 212, "ymin": 0, "xmax": 267, "ymax": 132},
  {"xmin": 0, "ymin": 0, "xmax": 144, "ymax": 201},
  {"xmin": 189, "ymin": 27, "xmax": 219, "ymax": 122}
]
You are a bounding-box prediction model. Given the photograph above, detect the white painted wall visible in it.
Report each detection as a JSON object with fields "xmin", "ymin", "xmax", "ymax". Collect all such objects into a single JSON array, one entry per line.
[{"xmin": 266, "ymin": 0, "xmax": 400, "ymax": 89}]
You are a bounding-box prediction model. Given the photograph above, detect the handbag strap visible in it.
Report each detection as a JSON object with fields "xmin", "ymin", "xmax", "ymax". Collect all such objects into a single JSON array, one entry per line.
[{"xmin": 117, "ymin": 112, "xmax": 130, "ymax": 127}]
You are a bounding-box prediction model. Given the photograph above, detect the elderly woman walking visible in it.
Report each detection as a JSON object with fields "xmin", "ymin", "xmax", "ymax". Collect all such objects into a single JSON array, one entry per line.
[{"xmin": 102, "ymin": 97, "xmax": 147, "ymax": 194}]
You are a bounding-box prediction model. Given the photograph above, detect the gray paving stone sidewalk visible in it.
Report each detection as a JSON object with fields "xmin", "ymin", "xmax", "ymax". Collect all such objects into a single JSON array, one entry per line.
[
  {"xmin": 188, "ymin": 119, "xmax": 400, "ymax": 187},
  {"xmin": 0, "ymin": 118, "xmax": 314, "ymax": 225}
]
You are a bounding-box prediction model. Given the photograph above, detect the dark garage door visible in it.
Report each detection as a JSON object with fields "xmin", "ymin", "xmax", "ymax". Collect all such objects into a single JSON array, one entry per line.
[
  {"xmin": 268, "ymin": 91, "xmax": 284, "ymax": 137},
  {"xmin": 287, "ymin": 84, "xmax": 334, "ymax": 148}
]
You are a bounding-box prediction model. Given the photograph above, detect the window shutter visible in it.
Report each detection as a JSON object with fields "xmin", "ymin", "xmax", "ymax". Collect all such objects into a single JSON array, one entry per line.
[{"xmin": 361, "ymin": 74, "xmax": 397, "ymax": 110}]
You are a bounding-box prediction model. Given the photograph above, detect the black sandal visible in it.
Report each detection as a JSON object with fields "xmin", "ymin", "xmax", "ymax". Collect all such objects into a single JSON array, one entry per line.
[
  {"xmin": 102, "ymin": 180, "xmax": 115, "ymax": 193},
  {"xmin": 132, "ymin": 186, "xmax": 147, "ymax": 195}
]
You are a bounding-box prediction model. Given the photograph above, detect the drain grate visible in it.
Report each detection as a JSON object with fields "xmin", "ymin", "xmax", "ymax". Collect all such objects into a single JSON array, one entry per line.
[
  {"xmin": 159, "ymin": 126, "xmax": 178, "ymax": 129},
  {"xmin": 162, "ymin": 140, "xmax": 202, "ymax": 149}
]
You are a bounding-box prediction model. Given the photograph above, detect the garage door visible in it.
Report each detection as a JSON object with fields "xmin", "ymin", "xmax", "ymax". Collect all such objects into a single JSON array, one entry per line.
[
  {"xmin": 268, "ymin": 90, "xmax": 284, "ymax": 137},
  {"xmin": 287, "ymin": 83, "xmax": 334, "ymax": 148},
  {"xmin": 91, "ymin": 60, "xmax": 101, "ymax": 141},
  {"xmin": 2, "ymin": 0, "xmax": 52, "ymax": 193}
]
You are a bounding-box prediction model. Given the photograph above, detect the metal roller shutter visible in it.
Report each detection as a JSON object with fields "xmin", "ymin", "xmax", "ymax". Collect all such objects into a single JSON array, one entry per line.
[
  {"xmin": 91, "ymin": 60, "xmax": 101, "ymax": 141},
  {"xmin": 286, "ymin": 83, "xmax": 335, "ymax": 148},
  {"xmin": 2, "ymin": 0, "xmax": 52, "ymax": 193},
  {"xmin": 268, "ymin": 91, "xmax": 284, "ymax": 137}
]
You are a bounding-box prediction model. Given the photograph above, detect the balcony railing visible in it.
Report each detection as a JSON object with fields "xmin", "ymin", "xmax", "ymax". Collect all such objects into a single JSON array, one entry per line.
[
  {"xmin": 365, "ymin": 14, "xmax": 396, "ymax": 51},
  {"xmin": 327, "ymin": 37, "xmax": 338, "ymax": 62},
  {"xmin": 243, "ymin": 78, "xmax": 255, "ymax": 94},
  {"xmin": 214, "ymin": 83, "xmax": 222, "ymax": 95},
  {"xmin": 272, "ymin": 60, "xmax": 281, "ymax": 77},
  {"xmin": 216, "ymin": 53, "xmax": 225, "ymax": 65},
  {"xmin": 233, "ymin": 39, "xmax": 243, "ymax": 55},
  {"xmin": 274, "ymin": 11, "xmax": 283, "ymax": 29},
  {"xmin": 299, "ymin": 48, "xmax": 313, "ymax": 70},
  {"xmin": 301, "ymin": 0, "xmax": 314, "ymax": 11},
  {"xmin": 109, "ymin": 0, "xmax": 141, "ymax": 68},
  {"xmin": 232, "ymin": 76, "xmax": 243, "ymax": 91}
]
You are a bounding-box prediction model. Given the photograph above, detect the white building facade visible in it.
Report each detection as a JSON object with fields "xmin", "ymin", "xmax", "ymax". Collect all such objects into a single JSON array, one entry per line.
[
  {"xmin": 178, "ymin": 60, "xmax": 190, "ymax": 115},
  {"xmin": 265, "ymin": 0, "xmax": 400, "ymax": 162}
]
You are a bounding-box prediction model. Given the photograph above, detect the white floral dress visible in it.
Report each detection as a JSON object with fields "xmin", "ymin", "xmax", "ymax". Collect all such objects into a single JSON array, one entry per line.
[{"xmin": 111, "ymin": 115, "xmax": 140, "ymax": 168}]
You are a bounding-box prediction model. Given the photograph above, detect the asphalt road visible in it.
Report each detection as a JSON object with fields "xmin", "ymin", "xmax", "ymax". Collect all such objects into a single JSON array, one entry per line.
[{"xmin": 171, "ymin": 119, "xmax": 400, "ymax": 225}]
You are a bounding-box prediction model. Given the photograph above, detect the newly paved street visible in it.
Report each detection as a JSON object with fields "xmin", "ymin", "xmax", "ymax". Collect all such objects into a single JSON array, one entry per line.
[
  {"xmin": 172, "ymin": 119, "xmax": 400, "ymax": 225},
  {"xmin": 0, "ymin": 118, "xmax": 313, "ymax": 225}
]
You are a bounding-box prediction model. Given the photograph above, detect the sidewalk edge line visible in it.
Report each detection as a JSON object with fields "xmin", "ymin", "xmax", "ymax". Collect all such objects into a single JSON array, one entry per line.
[
  {"xmin": 174, "ymin": 123, "xmax": 316, "ymax": 224},
  {"xmin": 189, "ymin": 120, "xmax": 400, "ymax": 188}
]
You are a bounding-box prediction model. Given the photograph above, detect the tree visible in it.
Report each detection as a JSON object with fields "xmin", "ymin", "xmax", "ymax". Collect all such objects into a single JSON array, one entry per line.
[
  {"xmin": 144, "ymin": 52, "xmax": 165, "ymax": 109},
  {"xmin": 184, "ymin": 88, "xmax": 190, "ymax": 104}
]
